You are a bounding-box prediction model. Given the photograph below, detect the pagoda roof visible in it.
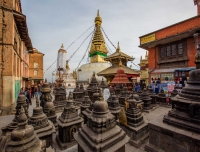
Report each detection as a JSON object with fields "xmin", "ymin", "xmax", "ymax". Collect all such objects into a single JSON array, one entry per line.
[
  {"xmin": 97, "ymin": 65, "xmax": 140, "ymax": 76},
  {"xmin": 105, "ymin": 42, "xmax": 134, "ymax": 61}
]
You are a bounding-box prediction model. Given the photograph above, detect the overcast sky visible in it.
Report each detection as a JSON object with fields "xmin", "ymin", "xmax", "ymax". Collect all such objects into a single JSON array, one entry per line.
[{"xmin": 21, "ymin": 0, "xmax": 196, "ymax": 81}]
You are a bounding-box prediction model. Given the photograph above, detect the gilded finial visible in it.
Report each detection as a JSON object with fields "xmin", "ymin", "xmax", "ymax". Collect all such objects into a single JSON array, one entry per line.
[
  {"xmin": 119, "ymin": 60, "xmax": 123, "ymax": 67},
  {"xmin": 116, "ymin": 42, "xmax": 120, "ymax": 52},
  {"xmin": 95, "ymin": 10, "xmax": 102, "ymax": 25},
  {"xmin": 93, "ymin": 71, "xmax": 95, "ymax": 76},
  {"xmin": 140, "ymin": 55, "xmax": 142, "ymax": 60},
  {"xmin": 61, "ymin": 43, "xmax": 64, "ymax": 49}
]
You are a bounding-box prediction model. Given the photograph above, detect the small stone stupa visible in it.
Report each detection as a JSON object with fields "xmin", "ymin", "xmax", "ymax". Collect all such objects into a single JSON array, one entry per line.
[
  {"xmin": 100, "ymin": 77, "xmax": 107, "ymax": 89},
  {"xmin": 110, "ymin": 60, "xmax": 132, "ymax": 90},
  {"xmin": 2, "ymin": 95, "xmax": 29, "ymax": 135},
  {"xmin": 122, "ymin": 96, "xmax": 148, "ymax": 147},
  {"xmin": 41, "ymin": 82, "xmax": 58, "ymax": 129},
  {"xmin": 119, "ymin": 84, "xmax": 130, "ymax": 108},
  {"xmin": 107, "ymin": 92, "xmax": 121, "ymax": 121},
  {"xmin": 140, "ymin": 88, "xmax": 153, "ymax": 112},
  {"xmin": 148, "ymin": 85, "xmax": 158, "ymax": 105},
  {"xmin": 157, "ymin": 88, "xmax": 166, "ymax": 104},
  {"xmin": 80, "ymin": 91, "xmax": 92, "ymax": 123},
  {"xmin": 5, "ymin": 106, "xmax": 46, "ymax": 152},
  {"xmin": 28, "ymin": 98, "xmax": 55, "ymax": 147},
  {"xmin": 74, "ymin": 89, "xmax": 129, "ymax": 152},
  {"xmin": 86, "ymin": 72, "xmax": 100, "ymax": 100},
  {"xmin": 53, "ymin": 83, "xmax": 68, "ymax": 113},
  {"xmin": 73, "ymin": 82, "xmax": 84, "ymax": 106},
  {"xmin": 56, "ymin": 91, "xmax": 83, "ymax": 150}
]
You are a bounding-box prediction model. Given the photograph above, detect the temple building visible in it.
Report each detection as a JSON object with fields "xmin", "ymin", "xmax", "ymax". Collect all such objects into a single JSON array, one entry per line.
[
  {"xmin": 29, "ymin": 48, "xmax": 45, "ymax": 86},
  {"xmin": 138, "ymin": 51, "xmax": 149, "ymax": 86},
  {"xmin": 63, "ymin": 61, "xmax": 76, "ymax": 87},
  {"xmin": 139, "ymin": 1, "xmax": 200, "ymax": 84},
  {"xmin": 74, "ymin": 89, "xmax": 129, "ymax": 152},
  {"xmin": 110, "ymin": 61, "xmax": 132, "ymax": 90},
  {"xmin": 145, "ymin": 33, "xmax": 200, "ymax": 151},
  {"xmin": 56, "ymin": 44, "xmax": 76, "ymax": 87},
  {"xmin": 0, "ymin": 0, "xmax": 33, "ymax": 115},
  {"xmin": 77, "ymin": 10, "xmax": 110, "ymax": 83},
  {"xmin": 57, "ymin": 44, "xmax": 67, "ymax": 73},
  {"xmin": 98, "ymin": 42, "xmax": 140, "ymax": 83}
]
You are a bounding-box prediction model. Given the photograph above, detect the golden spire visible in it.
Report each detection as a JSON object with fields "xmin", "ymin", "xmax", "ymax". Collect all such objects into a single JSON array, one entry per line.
[
  {"xmin": 89, "ymin": 10, "xmax": 108, "ymax": 63},
  {"xmin": 140, "ymin": 55, "xmax": 142, "ymax": 60},
  {"xmin": 116, "ymin": 42, "xmax": 121, "ymax": 52},
  {"xmin": 66, "ymin": 60, "xmax": 70, "ymax": 70}
]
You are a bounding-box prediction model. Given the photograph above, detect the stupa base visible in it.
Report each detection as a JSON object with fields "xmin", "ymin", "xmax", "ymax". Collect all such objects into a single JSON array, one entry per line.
[
  {"xmin": 54, "ymin": 104, "xmax": 65, "ymax": 113},
  {"xmin": 121, "ymin": 122, "xmax": 149, "ymax": 148},
  {"xmin": 145, "ymin": 114, "xmax": 200, "ymax": 152},
  {"xmin": 143, "ymin": 104, "xmax": 159, "ymax": 113},
  {"xmin": 56, "ymin": 135, "xmax": 77, "ymax": 150}
]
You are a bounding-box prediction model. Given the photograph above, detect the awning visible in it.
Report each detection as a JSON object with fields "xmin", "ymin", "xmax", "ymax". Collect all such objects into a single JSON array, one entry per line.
[
  {"xmin": 150, "ymin": 68, "xmax": 176, "ymax": 74},
  {"xmin": 150, "ymin": 67, "xmax": 195, "ymax": 74},
  {"xmin": 174, "ymin": 67, "xmax": 195, "ymax": 72}
]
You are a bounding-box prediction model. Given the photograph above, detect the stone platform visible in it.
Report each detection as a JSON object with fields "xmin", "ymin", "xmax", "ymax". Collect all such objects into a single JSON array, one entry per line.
[
  {"xmin": 145, "ymin": 114, "xmax": 200, "ymax": 152},
  {"xmin": 143, "ymin": 104, "xmax": 159, "ymax": 113}
]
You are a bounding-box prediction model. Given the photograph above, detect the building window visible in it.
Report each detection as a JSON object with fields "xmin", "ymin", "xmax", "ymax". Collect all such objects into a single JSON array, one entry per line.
[
  {"xmin": 161, "ymin": 47, "xmax": 165, "ymax": 58},
  {"xmin": 172, "ymin": 44, "xmax": 176, "ymax": 56},
  {"xmin": 166, "ymin": 46, "xmax": 171, "ymax": 56},
  {"xmin": 178, "ymin": 43, "xmax": 183, "ymax": 55},
  {"xmin": 14, "ymin": 39, "xmax": 17, "ymax": 51},
  {"xmin": 34, "ymin": 70, "xmax": 38, "ymax": 76},
  {"xmin": 34, "ymin": 62, "xmax": 38, "ymax": 68}
]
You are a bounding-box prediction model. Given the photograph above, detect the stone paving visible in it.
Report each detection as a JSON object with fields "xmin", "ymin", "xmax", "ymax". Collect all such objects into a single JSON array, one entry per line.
[{"xmin": 0, "ymin": 94, "xmax": 171, "ymax": 152}]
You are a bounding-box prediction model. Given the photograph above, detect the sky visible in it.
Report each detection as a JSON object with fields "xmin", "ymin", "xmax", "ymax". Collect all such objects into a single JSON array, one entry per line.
[{"xmin": 21, "ymin": 0, "xmax": 197, "ymax": 81}]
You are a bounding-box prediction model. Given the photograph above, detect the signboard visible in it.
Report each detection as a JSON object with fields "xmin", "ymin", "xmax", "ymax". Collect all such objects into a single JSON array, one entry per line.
[
  {"xmin": 140, "ymin": 34, "xmax": 155, "ymax": 44},
  {"xmin": 103, "ymin": 88, "xmax": 110, "ymax": 101}
]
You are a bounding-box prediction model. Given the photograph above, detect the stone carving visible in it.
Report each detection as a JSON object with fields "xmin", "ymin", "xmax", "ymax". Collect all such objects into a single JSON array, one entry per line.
[
  {"xmin": 74, "ymin": 88, "xmax": 129, "ymax": 152},
  {"xmin": 5, "ymin": 106, "xmax": 46, "ymax": 152},
  {"xmin": 56, "ymin": 92, "xmax": 83, "ymax": 150},
  {"xmin": 140, "ymin": 88, "xmax": 153, "ymax": 111}
]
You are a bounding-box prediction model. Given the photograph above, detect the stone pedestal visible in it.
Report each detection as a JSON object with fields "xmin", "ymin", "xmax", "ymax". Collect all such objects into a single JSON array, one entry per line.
[
  {"xmin": 119, "ymin": 86, "xmax": 129, "ymax": 108},
  {"xmin": 108, "ymin": 93, "xmax": 121, "ymax": 121},
  {"xmin": 73, "ymin": 83, "xmax": 84, "ymax": 106},
  {"xmin": 145, "ymin": 115, "xmax": 200, "ymax": 152},
  {"xmin": 121, "ymin": 123, "xmax": 148, "ymax": 148}
]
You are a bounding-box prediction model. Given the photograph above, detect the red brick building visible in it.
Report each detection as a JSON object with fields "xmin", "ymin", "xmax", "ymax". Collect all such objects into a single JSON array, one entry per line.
[{"xmin": 139, "ymin": 1, "xmax": 200, "ymax": 84}]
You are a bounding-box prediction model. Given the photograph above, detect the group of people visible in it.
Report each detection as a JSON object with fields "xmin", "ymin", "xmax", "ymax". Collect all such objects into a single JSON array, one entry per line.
[{"xmin": 18, "ymin": 84, "xmax": 42, "ymax": 109}]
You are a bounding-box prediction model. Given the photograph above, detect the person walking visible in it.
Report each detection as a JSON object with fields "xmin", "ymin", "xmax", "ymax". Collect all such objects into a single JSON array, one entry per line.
[
  {"xmin": 24, "ymin": 88, "xmax": 31, "ymax": 109},
  {"xmin": 34, "ymin": 86, "xmax": 39, "ymax": 99},
  {"xmin": 31, "ymin": 85, "xmax": 35, "ymax": 98},
  {"xmin": 135, "ymin": 84, "xmax": 140, "ymax": 92},
  {"xmin": 154, "ymin": 83, "xmax": 159, "ymax": 94}
]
